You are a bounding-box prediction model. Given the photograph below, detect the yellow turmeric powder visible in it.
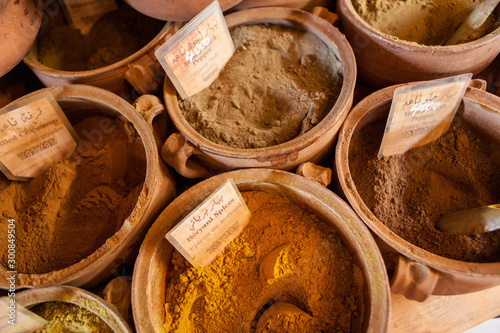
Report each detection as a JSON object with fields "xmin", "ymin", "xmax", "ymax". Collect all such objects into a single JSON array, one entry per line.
[{"xmin": 164, "ymin": 191, "xmax": 364, "ymax": 332}]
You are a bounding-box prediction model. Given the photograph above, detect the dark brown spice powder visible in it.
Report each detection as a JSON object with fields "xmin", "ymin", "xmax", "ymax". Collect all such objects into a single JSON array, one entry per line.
[{"xmin": 349, "ymin": 106, "xmax": 500, "ymax": 262}]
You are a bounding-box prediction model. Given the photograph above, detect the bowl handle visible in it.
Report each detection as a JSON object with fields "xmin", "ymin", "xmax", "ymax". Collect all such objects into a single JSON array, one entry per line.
[
  {"xmin": 296, "ymin": 162, "xmax": 332, "ymax": 187},
  {"xmin": 468, "ymin": 78, "xmax": 487, "ymax": 91},
  {"xmin": 390, "ymin": 253, "xmax": 439, "ymax": 302},
  {"xmin": 132, "ymin": 94, "xmax": 177, "ymax": 226},
  {"xmin": 125, "ymin": 63, "xmax": 163, "ymax": 96},
  {"xmin": 311, "ymin": 7, "xmax": 339, "ymax": 26},
  {"xmin": 124, "ymin": 22, "xmax": 182, "ymax": 95},
  {"xmin": 161, "ymin": 132, "xmax": 211, "ymax": 179},
  {"xmin": 133, "ymin": 94, "xmax": 168, "ymax": 149}
]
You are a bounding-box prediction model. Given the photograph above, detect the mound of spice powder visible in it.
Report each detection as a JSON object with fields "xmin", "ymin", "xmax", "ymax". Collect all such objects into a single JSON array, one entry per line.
[
  {"xmin": 36, "ymin": 1, "xmax": 165, "ymax": 71},
  {"xmin": 352, "ymin": 0, "xmax": 500, "ymax": 45},
  {"xmin": 349, "ymin": 109, "xmax": 500, "ymax": 262},
  {"xmin": 30, "ymin": 301, "xmax": 113, "ymax": 333},
  {"xmin": 0, "ymin": 115, "xmax": 146, "ymax": 274},
  {"xmin": 179, "ymin": 24, "xmax": 343, "ymax": 149}
]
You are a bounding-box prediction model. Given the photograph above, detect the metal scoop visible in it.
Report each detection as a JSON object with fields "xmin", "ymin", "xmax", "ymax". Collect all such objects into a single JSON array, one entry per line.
[
  {"xmin": 435, "ymin": 204, "xmax": 500, "ymax": 235},
  {"xmin": 444, "ymin": 0, "xmax": 500, "ymax": 45}
]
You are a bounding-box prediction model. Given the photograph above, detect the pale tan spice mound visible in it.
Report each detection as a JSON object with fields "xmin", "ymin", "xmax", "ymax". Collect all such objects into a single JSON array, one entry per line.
[
  {"xmin": 180, "ymin": 24, "xmax": 343, "ymax": 149},
  {"xmin": 0, "ymin": 116, "xmax": 146, "ymax": 274},
  {"xmin": 164, "ymin": 191, "xmax": 364, "ymax": 333},
  {"xmin": 30, "ymin": 301, "xmax": 113, "ymax": 333},
  {"xmin": 37, "ymin": 1, "xmax": 164, "ymax": 71},
  {"xmin": 352, "ymin": 0, "xmax": 500, "ymax": 45},
  {"xmin": 349, "ymin": 109, "xmax": 500, "ymax": 262}
]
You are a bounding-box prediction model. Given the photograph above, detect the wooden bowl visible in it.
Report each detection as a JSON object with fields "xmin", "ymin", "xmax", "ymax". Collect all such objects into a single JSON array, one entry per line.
[
  {"xmin": 0, "ymin": 0, "xmax": 42, "ymax": 77},
  {"xmin": 132, "ymin": 169, "xmax": 390, "ymax": 333},
  {"xmin": 336, "ymin": 0, "xmax": 500, "ymax": 87},
  {"xmin": 334, "ymin": 82, "xmax": 500, "ymax": 301},
  {"xmin": 23, "ymin": 3, "xmax": 182, "ymax": 102},
  {"xmin": 161, "ymin": 7, "xmax": 356, "ymax": 178},
  {"xmin": 0, "ymin": 85, "xmax": 176, "ymax": 289}
]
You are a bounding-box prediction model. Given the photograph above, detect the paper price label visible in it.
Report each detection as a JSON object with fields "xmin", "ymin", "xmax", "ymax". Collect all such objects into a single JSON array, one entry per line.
[
  {"xmin": 166, "ymin": 179, "xmax": 251, "ymax": 268},
  {"xmin": 62, "ymin": 0, "xmax": 118, "ymax": 35},
  {"xmin": 155, "ymin": 0, "xmax": 235, "ymax": 99},
  {"xmin": 0, "ymin": 92, "xmax": 79, "ymax": 181},
  {"xmin": 378, "ymin": 73, "xmax": 472, "ymax": 158}
]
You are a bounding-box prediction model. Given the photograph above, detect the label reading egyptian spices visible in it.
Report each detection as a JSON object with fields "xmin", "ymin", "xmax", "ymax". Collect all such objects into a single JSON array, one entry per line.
[
  {"xmin": 62, "ymin": 0, "xmax": 118, "ymax": 35},
  {"xmin": 0, "ymin": 92, "xmax": 79, "ymax": 181},
  {"xmin": 166, "ymin": 179, "xmax": 252, "ymax": 268},
  {"xmin": 155, "ymin": 0, "xmax": 235, "ymax": 99},
  {"xmin": 378, "ymin": 73, "xmax": 472, "ymax": 158}
]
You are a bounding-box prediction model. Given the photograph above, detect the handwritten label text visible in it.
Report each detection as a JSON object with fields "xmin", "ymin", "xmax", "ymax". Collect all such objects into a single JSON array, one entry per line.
[
  {"xmin": 155, "ymin": 1, "xmax": 234, "ymax": 99},
  {"xmin": 378, "ymin": 74, "xmax": 472, "ymax": 158},
  {"xmin": 166, "ymin": 178, "xmax": 251, "ymax": 268},
  {"xmin": 0, "ymin": 92, "xmax": 79, "ymax": 181}
]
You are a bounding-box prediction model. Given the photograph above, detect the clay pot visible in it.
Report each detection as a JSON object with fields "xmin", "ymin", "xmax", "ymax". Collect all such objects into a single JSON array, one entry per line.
[
  {"xmin": 132, "ymin": 169, "xmax": 390, "ymax": 333},
  {"xmin": 161, "ymin": 7, "xmax": 356, "ymax": 178},
  {"xmin": 234, "ymin": 0, "xmax": 333, "ymax": 11},
  {"xmin": 23, "ymin": 2, "xmax": 182, "ymax": 102},
  {"xmin": 123, "ymin": 0, "xmax": 242, "ymax": 21},
  {"xmin": 0, "ymin": 85, "xmax": 176, "ymax": 289},
  {"xmin": 17, "ymin": 285, "xmax": 132, "ymax": 332},
  {"xmin": 336, "ymin": 0, "xmax": 500, "ymax": 87},
  {"xmin": 334, "ymin": 82, "xmax": 500, "ymax": 301},
  {"xmin": 0, "ymin": 0, "xmax": 42, "ymax": 78}
]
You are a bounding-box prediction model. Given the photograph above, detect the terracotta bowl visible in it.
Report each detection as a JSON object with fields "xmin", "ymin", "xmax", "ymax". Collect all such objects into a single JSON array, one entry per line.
[
  {"xmin": 234, "ymin": 0, "xmax": 334, "ymax": 11},
  {"xmin": 0, "ymin": 0, "xmax": 42, "ymax": 77},
  {"xmin": 161, "ymin": 7, "xmax": 356, "ymax": 178},
  {"xmin": 17, "ymin": 285, "xmax": 132, "ymax": 332},
  {"xmin": 336, "ymin": 0, "xmax": 500, "ymax": 87},
  {"xmin": 0, "ymin": 85, "xmax": 176, "ymax": 289},
  {"xmin": 123, "ymin": 0, "xmax": 242, "ymax": 21},
  {"xmin": 132, "ymin": 169, "xmax": 390, "ymax": 332},
  {"xmin": 334, "ymin": 82, "xmax": 500, "ymax": 301},
  {"xmin": 23, "ymin": 2, "xmax": 182, "ymax": 102}
]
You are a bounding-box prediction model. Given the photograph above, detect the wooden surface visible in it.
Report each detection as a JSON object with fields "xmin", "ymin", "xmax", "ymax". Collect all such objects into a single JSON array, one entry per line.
[{"xmin": 390, "ymin": 284, "xmax": 500, "ymax": 332}]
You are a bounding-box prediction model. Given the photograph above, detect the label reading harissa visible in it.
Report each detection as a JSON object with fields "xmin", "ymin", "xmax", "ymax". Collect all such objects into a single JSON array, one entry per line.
[
  {"xmin": 0, "ymin": 92, "xmax": 79, "ymax": 181},
  {"xmin": 378, "ymin": 73, "xmax": 472, "ymax": 158},
  {"xmin": 62, "ymin": 0, "xmax": 118, "ymax": 35},
  {"xmin": 166, "ymin": 179, "xmax": 252, "ymax": 268},
  {"xmin": 155, "ymin": 0, "xmax": 235, "ymax": 99}
]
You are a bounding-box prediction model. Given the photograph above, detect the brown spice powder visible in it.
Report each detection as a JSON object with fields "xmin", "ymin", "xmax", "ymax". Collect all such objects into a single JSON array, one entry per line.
[
  {"xmin": 180, "ymin": 24, "xmax": 343, "ymax": 149},
  {"xmin": 352, "ymin": 0, "xmax": 499, "ymax": 45},
  {"xmin": 349, "ymin": 109, "xmax": 500, "ymax": 262},
  {"xmin": 0, "ymin": 116, "xmax": 146, "ymax": 274},
  {"xmin": 37, "ymin": 2, "xmax": 164, "ymax": 71},
  {"xmin": 164, "ymin": 191, "xmax": 364, "ymax": 332}
]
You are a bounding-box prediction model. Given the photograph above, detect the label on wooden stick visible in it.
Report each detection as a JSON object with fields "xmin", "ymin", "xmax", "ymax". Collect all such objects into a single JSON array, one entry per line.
[
  {"xmin": 155, "ymin": 0, "xmax": 235, "ymax": 99},
  {"xmin": 0, "ymin": 92, "xmax": 79, "ymax": 181},
  {"xmin": 378, "ymin": 74, "xmax": 472, "ymax": 158},
  {"xmin": 166, "ymin": 179, "xmax": 252, "ymax": 268},
  {"xmin": 62, "ymin": 0, "xmax": 118, "ymax": 35}
]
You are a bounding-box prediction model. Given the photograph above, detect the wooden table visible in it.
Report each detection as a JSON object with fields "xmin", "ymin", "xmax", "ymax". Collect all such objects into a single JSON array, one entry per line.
[{"xmin": 390, "ymin": 285, "xmax": 500, "ymax": 332}]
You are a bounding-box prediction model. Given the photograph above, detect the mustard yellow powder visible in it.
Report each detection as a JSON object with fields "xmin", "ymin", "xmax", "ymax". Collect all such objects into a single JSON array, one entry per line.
[{"xmin": 163, "ymin": 191, "xmax": 364, "ymax": 332}]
